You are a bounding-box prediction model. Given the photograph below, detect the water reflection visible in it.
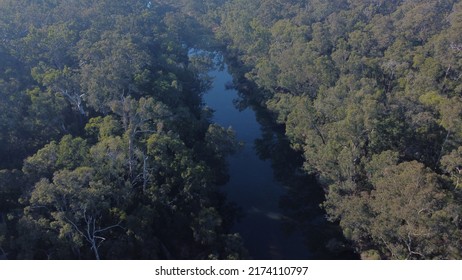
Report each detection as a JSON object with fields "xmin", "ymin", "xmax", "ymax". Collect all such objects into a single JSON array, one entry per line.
[
  {"xmin": 232, "ymin": 77, "xmax": 358, "ymax": 260},
  {"xmin": 198, "ymin": 48, "xmax": 358, "ymax": 259}
]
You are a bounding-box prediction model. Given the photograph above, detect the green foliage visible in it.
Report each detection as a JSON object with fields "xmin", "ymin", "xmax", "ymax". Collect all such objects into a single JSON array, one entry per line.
[
  {"xmin": 369, "ymin": 161, "xmax": 461, "ymax": 259},
  {"xmin": 441, "ymin": 146, "xmax": 462, "ymax": 188},
  {"xmin": 85, "ymin": 116, "xmax": 123, "ymax": 141},
  {"xmin": 213, "ymin": 0, "xmax": 462, "ymax": 259},
  {"xmin": 192, "ymin": 208, "xmax": 222, "ymax": 245},
  {"xmin": 26, "ymin": 167, "xmax": 128, "ymax": 259},
  {"xmin": 205, "ymin": 124, "xmax": 240, "ymax": 158},
  {"xmin": 0, "ymin": 0, "xmax": 245, "ymax": 259},
  {"xmin": 4, "ymin": 0, "xmax": 462, "ymax": 260},
  {"xmin": 23, "ymin": 135, "xmax": 89, "ymax": 181}
]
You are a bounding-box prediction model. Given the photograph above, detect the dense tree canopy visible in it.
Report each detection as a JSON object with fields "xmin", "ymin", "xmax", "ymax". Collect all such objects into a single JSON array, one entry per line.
[
  {"xmin": 2, "ymin": 0, "xmax": 462, "ymax": 260},
  {"xmin": 0, "ymin": 0, "xmax": 244, "ymax": 259},
  {"xmin": 196, "ymin": 0, "xmax": 462, "ymax": 259}
]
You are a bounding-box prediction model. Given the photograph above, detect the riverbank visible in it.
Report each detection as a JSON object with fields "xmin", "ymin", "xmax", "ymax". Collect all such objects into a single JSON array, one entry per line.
[{"xmin": 201, "ymin": 55, "xmax": 357, "ymax": 259}]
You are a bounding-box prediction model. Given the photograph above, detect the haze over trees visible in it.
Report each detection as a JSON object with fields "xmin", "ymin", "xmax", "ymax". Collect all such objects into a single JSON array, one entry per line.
[
  {"xmin": 194, "ymin": 0, "xmax": 462, "ymax": 259},
  {"xmin": 1, "ymin": 0, "xmax": 462, "ymax": 260},
  {"xmin": 0, "ymin": 0, "xmax": 244, "ymax": 259}
]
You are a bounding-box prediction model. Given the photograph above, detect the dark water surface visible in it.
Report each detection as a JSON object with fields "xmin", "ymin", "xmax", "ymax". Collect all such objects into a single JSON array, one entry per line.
[{"xmin": 204, "ymin": 64, "xmax": 356, "ymax": 260}]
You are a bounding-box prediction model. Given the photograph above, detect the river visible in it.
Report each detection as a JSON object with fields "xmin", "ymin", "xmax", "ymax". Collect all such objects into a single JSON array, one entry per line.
[{"xmin": 203, "ymin": 58, "xmax": 357, "ymax": 260}]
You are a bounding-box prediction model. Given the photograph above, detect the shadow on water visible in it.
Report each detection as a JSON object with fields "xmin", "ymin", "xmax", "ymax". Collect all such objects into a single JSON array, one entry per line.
[
  {"xmin": 251, "ymin": 107, "xmax": 358, "ymax": 259},
  {"xmin": 197, "ymin": 49, "xmax": 358, "ymax": 259},
  {"xmin": 229, "ymin": 70, "xmax": 359, "ymax": 260}
]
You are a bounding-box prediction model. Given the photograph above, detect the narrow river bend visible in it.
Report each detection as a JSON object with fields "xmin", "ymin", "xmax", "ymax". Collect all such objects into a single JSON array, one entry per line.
[{"xmin": 204, "ymin": 61, "xmax": 357, "ymax": 260}]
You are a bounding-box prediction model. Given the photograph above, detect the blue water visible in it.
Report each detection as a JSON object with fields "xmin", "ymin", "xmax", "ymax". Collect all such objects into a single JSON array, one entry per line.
[{"xmin": 204, "ymin": 66, "xmax": 313, "ymax": 259}]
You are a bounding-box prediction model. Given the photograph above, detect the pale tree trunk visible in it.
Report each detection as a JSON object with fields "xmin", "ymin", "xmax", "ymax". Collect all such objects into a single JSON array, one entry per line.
[
  {"xmin": 91, "ymin": 240, "xmax": 101, "ymax": 260},
  {"xmin": 66, "ymin": 212, "xmax": 121, "ymax": 260},
  {"xmin": 142, "ymin": 154, "xmax": 149, "ymax": 193},
  {"xmin": 437, "ymin": 130, "xmax": 451, "ymax": 165},
  {"xmin": 128, "ymin": 127, "xmax": 135, "ymax": 177}
]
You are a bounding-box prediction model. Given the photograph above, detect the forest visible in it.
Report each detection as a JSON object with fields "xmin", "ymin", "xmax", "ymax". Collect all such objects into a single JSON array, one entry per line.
[
  {"xmin": 0, "ymin": 0, "xmax": 245, "ymax": 259},
  {"xmin": 197, "ymin": 0, "xmax": 462, "ymax": 259},
  {"xmin": 1, "ymin": 0, "xmax": 462, "ymax": 260}
]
